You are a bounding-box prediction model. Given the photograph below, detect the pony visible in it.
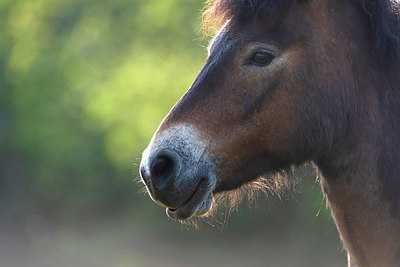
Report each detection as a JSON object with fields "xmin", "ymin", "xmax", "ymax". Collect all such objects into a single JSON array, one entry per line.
[{"xmin": 140, "ymin": 0, "xmax": 400, "ymax": 266}]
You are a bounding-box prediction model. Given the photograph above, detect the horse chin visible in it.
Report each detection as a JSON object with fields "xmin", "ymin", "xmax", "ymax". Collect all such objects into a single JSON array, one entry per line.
[
  {"xmin": 209, "ymin": 168, "xmax": 293, "ymax": 213},
  {"xmin": 165, "ymin": 178, "xmax": 214, "ymax": 220}
]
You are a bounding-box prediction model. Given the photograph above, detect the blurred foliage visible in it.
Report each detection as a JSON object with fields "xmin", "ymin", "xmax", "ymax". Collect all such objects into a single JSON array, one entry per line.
[
  {"xmin": 0, "ymin": 0, "xmax": 336, "ymax": 233},
  {"xmin": 0, "ymin": 0, "xmax": 208, "ymax": 221}
]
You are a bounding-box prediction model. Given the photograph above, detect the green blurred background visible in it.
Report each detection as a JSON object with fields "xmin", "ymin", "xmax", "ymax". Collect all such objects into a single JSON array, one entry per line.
[{"xmin": 0, "ymin": 0, "xmax": 346, "ymax": 266}]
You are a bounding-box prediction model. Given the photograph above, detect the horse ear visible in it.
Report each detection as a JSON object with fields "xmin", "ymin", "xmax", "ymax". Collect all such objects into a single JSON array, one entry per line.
[{"xmin": 367, "ymin": 0, "xmax": 400, "ymax": 61}]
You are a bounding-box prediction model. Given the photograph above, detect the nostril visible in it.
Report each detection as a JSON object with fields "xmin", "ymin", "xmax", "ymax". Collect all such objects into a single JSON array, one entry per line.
[{"xmin": 150, "ymin": 155, "xmax": 175, "ymax": 187}]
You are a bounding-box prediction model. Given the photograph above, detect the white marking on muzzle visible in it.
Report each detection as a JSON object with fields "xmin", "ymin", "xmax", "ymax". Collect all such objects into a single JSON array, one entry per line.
[
  {"xmin": 140, "ymin": 124, "xmax": 218, "ymax": 219},
  {"xmin": 141, "ymin": 124, "xmax": 214, "ymax": 180}
]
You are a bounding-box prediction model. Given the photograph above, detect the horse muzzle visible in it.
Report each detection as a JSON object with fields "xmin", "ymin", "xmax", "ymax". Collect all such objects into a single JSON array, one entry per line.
[{"xmin": 139, "ymin": 124, "xmax": 217, "ymax": 220}]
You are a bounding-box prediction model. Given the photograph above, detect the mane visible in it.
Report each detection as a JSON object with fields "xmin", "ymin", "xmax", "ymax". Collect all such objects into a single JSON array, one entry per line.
[
  {"xmin": 203, "ymin": 0, "xmax": 400, "ymax": 61},
  {"xmin": 360, "ymin": 0, "xmax": 400, "ymax": 216},
  {"xmin": 361, "ymin": 0, "xmax": 400, "ymax": 61},
  {"xmin": 202, "ymin": 0, "xmax": 291, "ymax": 33}
]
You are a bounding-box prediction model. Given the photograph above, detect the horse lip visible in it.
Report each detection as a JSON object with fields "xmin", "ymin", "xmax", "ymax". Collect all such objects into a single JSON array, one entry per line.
[{"xmin": 166, "ymin": 178, "xmax": 213, "ymax": 220}]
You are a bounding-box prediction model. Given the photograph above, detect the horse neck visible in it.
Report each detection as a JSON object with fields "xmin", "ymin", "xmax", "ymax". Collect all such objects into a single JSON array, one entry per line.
[
  {"xmin": 318, "ymin": 67, "xmax": 400, "ymax": 267},
  {"xmin": 319, "ymin": 142, "xmax": 400, "ymax": 266}
]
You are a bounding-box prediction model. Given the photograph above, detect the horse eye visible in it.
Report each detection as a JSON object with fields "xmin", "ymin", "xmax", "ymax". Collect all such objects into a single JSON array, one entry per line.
[{"xmin": 250, "ymin": 51, "xmax": 274, "ymax": 66}]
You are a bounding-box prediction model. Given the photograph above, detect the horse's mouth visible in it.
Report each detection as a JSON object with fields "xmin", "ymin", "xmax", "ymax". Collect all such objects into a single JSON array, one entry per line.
[{"xmin": 166, "ymin": 178, "xmax": 213, "ymax": 220}]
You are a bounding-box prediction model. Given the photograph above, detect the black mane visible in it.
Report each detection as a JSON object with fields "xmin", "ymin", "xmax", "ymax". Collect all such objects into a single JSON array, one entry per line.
[
  {"xmin": 362, "ymin": 0, "xmax": 400, "ymax": 61},
  {"xmin": 204, "ymin": 0, "xmax": 400, "ymax": 61},
  {"xmin": 203, "ymin": 0, "xmax": 291, "ymax": 33}
]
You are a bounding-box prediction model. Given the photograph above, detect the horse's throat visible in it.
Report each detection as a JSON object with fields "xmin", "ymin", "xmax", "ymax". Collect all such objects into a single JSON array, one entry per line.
[{"xmin": 320, "ymin": 157, "xmax": 400, "ymax": 267}]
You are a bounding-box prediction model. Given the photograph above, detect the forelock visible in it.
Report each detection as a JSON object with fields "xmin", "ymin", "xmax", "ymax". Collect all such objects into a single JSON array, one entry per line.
[{"xmin": 202, "ymin": 0, "xmax": 291, "ymax": 34}]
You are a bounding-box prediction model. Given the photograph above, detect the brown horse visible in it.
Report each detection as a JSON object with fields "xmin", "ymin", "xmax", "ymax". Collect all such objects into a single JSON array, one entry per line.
[{"xmin": 139, "ymin": 0, "xmax": 400, "ymax": 266}]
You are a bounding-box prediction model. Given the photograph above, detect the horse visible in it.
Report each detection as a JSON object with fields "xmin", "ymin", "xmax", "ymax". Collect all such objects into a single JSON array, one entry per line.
[{"xmin": 139, "ymin": 0, "xmax": 400, "ymax": 266}]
